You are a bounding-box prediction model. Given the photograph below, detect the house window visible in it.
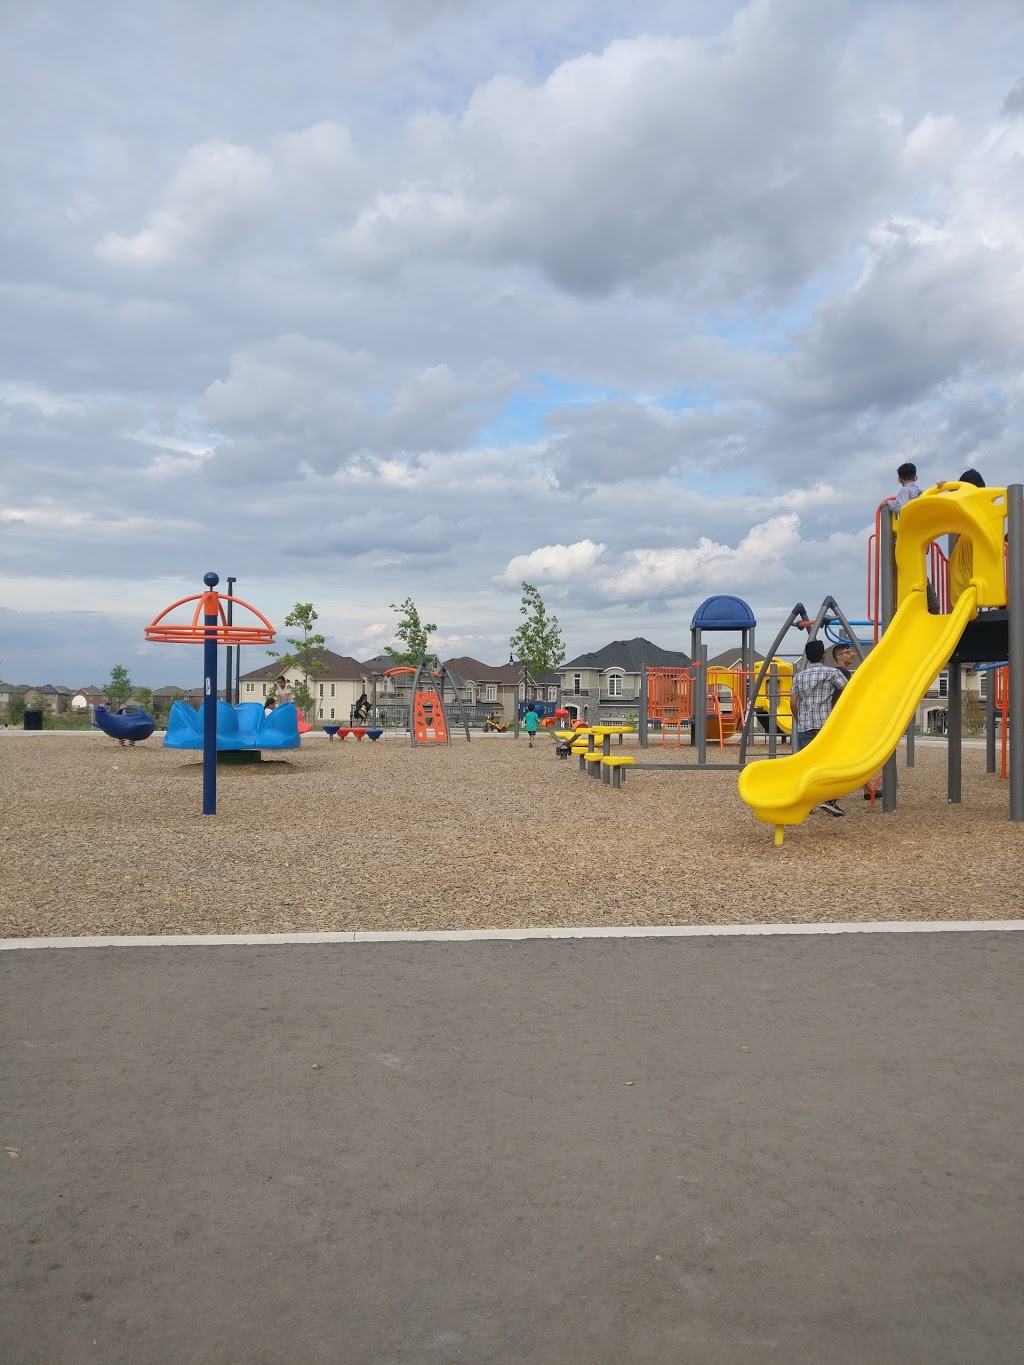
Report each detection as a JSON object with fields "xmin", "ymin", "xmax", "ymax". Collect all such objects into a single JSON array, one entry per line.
[
  {"xmin": 518, "ymin": 683, "xmax": 526, "ymax": 699},
  {"xmin": 245, "ymin": 682, "xmax": 254, "ymax": 693},
  {"xmin": 979, "ymin": 672, "xmax": 988, "ymax": 700},
  {"xmin": 607, "ymin": 674, "xmax": 623, "ymax": 697},
  {"xmin": 319, "ymin": 683, "xmax": 324, "ymax": 698},
  {"xmin": 464, "ymin": 687, "xmax": 474, "ymax": 703},
  {"xmin": 547, "ymin": 687, "xmax": 558, "ymax": 701},
  {"xmin": 938, "ymin": 671, "xmax": 949, "ymax": 697},
  {"xmin": 318, "ymin": 707, "xmax": 323, "ymax": 718},
  {"xmin": 330, "ymin": 708, "xmax": 335, "ymax": 719},
  {"xmin": 573, "ymin": 673, "xmax": 582, "ymax": 694},
  {"xmin": 261, "ymin": 683, "xmax": 267, "ymax": 697},
  {"xmin": 486, "ymin": 684, "xmax": 497, "ymax": 702},
  {"xmin": 330, "ymin": 683, "xmax": 335, "ymax": 697}
]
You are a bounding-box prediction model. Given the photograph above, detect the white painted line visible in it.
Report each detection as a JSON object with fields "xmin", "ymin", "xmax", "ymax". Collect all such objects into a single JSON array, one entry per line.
[{"xmin": 1, "ymin": 920, "xmax": 1022, "ymax": 950}]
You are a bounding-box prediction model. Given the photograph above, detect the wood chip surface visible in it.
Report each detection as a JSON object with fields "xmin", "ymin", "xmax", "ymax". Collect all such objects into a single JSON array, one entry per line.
[{"xmin": 2, "ymin": 733, "xmax": 1021, "ymax": 937}]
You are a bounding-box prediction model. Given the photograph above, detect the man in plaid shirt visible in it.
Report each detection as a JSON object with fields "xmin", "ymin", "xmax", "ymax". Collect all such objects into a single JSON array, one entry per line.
[{"xmin": 790, "ymin": 639, "xmax": 848, "ymax": 817}]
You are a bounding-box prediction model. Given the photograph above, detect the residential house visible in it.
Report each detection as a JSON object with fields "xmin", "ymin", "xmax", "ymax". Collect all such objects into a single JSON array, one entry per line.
[
  {"xmin": 558, "ymin": 638, "xmax": 691, "ymax": 724},
  {"xmin": 443, "ymin": 657, "xmax": 561, "ymax": 720},
  {"xmin": 152, "ymin": 685, "xmax": 190, "ymax": 712},
  {"xmin": 238, "ymin": 649, "xmax": 368, "ymax": 723},
  {"xmin": 0, "ymin": 681, "xmax": 25, "ymax": 715},
  {"xmin": 71, "ymin": 684, "xmax": 106, "ymax": 712},
  {"xmin": 23, "ymin": 684, "xmax": 73, "ymax": 716}
]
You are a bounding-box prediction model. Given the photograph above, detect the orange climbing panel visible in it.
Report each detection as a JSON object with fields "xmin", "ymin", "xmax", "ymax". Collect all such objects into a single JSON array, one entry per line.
[{"xmin": 412, "ymin": 686, "xmax": 448, "ymax": 743}]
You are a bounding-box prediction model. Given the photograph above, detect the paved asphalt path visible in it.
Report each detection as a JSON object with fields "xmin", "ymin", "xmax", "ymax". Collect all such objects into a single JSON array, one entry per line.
[{"xmin": 3, "ymin": 933, "xmax": 1023, "ymax": 1364}]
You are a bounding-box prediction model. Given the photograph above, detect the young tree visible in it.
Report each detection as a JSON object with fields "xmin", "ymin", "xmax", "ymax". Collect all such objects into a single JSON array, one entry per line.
[
  {"xmin": 385, "ymin": 598, "xmax": 437, "ymax": 668},
  {"xmin": 509, "ymin": 582, "xmax": 565, "ymax": 682},
  {"xmin": 6, "ymin": 691, "xmax": 26, "ymax": 726},
  {"xmin": 134, "ymin": 685, "xmax": 154, "ymax": 714},
  {"xmin": 106, "ymin": 664, "xmax": 133, "ymax": 710},
  {"xmin": 266, "ymin": 602, "xmax": 329, "ymax": 720}
]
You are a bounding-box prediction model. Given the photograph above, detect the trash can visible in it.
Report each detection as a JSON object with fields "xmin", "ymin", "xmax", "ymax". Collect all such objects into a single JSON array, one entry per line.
[{"xmin": 23, "ymin": 710, "xmax": 43, "ymax": 731}]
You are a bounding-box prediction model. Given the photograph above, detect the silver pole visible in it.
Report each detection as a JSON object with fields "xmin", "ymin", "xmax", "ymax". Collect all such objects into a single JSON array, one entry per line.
[
  {"xmin": 768, "ymin": 661, "xmax": 778, "ymax": 759},
  {"xmin": 639, "ymin": 669, "xmax": 648, "ymax": 749},
  {"xmin": 880, "ymin": 509, "xmax": 898, "ymax": 813},
  {"xmin": 695, "ymin": 644, "xmax": 708, "ymax": 766},
  {"xmin": 1007, "ymin": 485, "xmax": 1024, "ymax": 821},
  {"xmin": 905, "ymin": 718, "xmax": 915, "ymax": 769},
  {"xmin": 986, "ymin": 671, "xmax": 997, "ymax": 775}
]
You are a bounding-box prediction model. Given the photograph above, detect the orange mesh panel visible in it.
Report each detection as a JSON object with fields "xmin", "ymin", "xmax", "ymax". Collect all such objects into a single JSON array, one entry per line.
[{"xmin": 413, "ymin": 687, "xmax": 448, "ymax": 743}]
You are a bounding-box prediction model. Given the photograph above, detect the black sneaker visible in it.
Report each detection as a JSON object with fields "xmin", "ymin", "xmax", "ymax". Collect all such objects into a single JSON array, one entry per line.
[{"xmin": 817, "ymin": 800, "xmax": 845, "ymax": 818}]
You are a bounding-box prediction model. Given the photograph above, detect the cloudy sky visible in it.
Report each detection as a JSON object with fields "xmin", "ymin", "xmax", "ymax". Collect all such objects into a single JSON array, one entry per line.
[{"xmin": 2, "ymin": 0, "xmax": 1023, "ymax": 688}]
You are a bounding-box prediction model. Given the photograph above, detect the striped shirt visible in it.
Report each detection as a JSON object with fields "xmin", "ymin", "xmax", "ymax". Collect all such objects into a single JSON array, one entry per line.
[{"xmin": 790, "ymin": 664, "xmax": 847, "ymax": 733}]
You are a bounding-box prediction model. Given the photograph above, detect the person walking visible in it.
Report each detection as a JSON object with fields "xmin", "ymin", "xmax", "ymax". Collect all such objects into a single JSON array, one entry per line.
[
  {"xmin": 523, "ymin": 703, "xmax": 540, "ymax": 748},
  {"xmin": 790, "ymin": 640, "xmax": 848, "ymax": 817}
]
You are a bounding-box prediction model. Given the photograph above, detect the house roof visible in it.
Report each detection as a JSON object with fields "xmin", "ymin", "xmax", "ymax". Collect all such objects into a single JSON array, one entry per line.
[
  {"xmin": 706, "ymin": 649, "xmax": 766, "ymax": 670},
  {"xmin": 561, "ymin": 637, "xmax": 692, "ymax": 671},
  {"xmin": 239, "ymin": 649, "xmax": 367, "ymax": 683},
  {"xmin": 360, "ymin": 653, "xmax": 399, "ymax": 674},
  {"xmin": 74, "ymin": 684, "xmax": 106, "ymax": 695},
  {"xmin": 443, "ymin": 655, "xmax": 520, "ymax": 684}
]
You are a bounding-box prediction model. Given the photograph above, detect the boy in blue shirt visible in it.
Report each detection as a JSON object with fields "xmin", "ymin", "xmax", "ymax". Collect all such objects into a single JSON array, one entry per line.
[{"xmin": 523, "ymin": 703, "xmax": 539, "ymax": 748}]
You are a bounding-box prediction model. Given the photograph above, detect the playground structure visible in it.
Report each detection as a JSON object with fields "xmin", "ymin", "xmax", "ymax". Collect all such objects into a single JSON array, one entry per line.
[
  {"xmin": 164, "ymin": 699, "xmax": 300, "ymax": 752},
  {"xmin": 145, "ymin": 573, "xmax": 278, "ymax": 815},
  {"xmin": 740, "ymin": 482, "xmax": 1024, "ymax": 842},
  {"xmin": 568, "ymin": 483, "xmax": 1024, "ymax": 842},
  {"xmin": 383, "ymin": 660, "xmax": 471, "ymax": 746},
  {"xmin": 92, "ymin": 705, "xmax": 156, "ymax": 745}
]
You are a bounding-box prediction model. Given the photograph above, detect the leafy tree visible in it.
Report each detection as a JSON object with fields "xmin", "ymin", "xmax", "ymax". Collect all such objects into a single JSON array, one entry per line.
[
  {"xmin": 385, "ymin": 598, "xmax": 437, "ymax": 668},
  {"xmin": 106, "ymin": 664, "xmax": 133, "ymax": 710},
  {"xmin": 134, "ymin": 686, "xmax": 153, "ymax": 714},
  {"xmin": 509, "ymin": 582, "xmax": 565, "ymax": 683},
  {"xmin": 962, "ymin": 692, "xmax": 986, "ymax": 737},
  {"xmin": 6, "ymin": 691, "xmax": 26, "ymax": 726},
  {"xmin": 266, "ymin": 602, "xmax": 329, "ymax": 720}
]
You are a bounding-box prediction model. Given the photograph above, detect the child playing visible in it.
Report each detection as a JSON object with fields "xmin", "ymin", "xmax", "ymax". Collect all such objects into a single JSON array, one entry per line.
[
  {"xmin": 886, "ymin": 462, "xmax": 922, "ymax": 515},
  {"xmin": 523, "ymin": 703, "xmax": 539, "ymax": 748}
]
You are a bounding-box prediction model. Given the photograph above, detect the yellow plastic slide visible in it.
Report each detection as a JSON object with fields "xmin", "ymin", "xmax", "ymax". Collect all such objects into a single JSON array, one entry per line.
[{"xmin": 738, "ymin": 483, "xmax": 1009, "ymax": 839}]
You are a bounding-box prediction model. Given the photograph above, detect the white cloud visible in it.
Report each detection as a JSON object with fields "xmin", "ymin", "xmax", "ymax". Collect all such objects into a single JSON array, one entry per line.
[
  {"xmin": 499, "ymin": 539, "xmax": 607, "ymax": 585},
  {"xmin": 599, "ymin": 515, "xmax": 802, "ymax": 602}
]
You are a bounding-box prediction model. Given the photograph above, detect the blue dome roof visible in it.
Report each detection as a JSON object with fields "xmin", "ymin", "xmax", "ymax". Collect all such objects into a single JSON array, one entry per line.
[{"xmin": 691, "ymin": 595, "xmax": 757, "ymax": 631}]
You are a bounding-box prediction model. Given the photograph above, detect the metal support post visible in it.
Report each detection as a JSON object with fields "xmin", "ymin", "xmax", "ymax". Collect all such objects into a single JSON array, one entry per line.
[
  {"xmin": 695, "ymin": 644, "xmax": 708, "ymax": 767},
  {"xmin": 880, "ymin": 510, "xmax": 898, "ymax": 812},
  {"xmin": 1008, "ymin": 485, "xmax": 1024, "ymax": 820},
  {"xmin": 905, "ymin": 718, "xmax": 915, "ymax": 769},
  {"xmin": 225, "ymin": 576, "xmax": 235, "ymax": 707},
  {"xmin": 947, "ymin": 659, "xmax": 962, "ymax": 804},
  {"xmin": 986, "ymin": 674, "xmax": 997, "ymax": 775},
  {"xmin": 202, "ymin": 571, "xmax": 219, "ymax": 816},
  {"xmin": 639, "ymin": 670, "xmax": 648, "ymax": 749}
]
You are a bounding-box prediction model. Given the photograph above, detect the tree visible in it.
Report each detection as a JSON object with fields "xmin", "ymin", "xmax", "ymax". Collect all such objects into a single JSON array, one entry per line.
[
  {"xmin": 134, "ymin": 686, "xmax": 153, "ymax": 714},
  {"xmin": 509, "ymin": 582, "xmax": 565, "ymax": 682},
  {"xmin": 266, "ymin": 602, "xmax": 329, "ymax": 720},
  {"xmin": 6, "ymin": 691, "xmax": 26, "ymax": 726},
  {"xmin": 962, "ymin": 692, "xmax": 986, "ymax": 737},
  {"xmin": 106, "ymin": 664, "xmax": 133, "ymax": 710},
  {"xmin": 385, "ymin": 598, "xmax": 437, "ymax": 668}
]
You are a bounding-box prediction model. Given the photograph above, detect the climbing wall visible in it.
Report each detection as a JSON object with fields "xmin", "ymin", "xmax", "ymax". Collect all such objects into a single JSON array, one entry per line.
[{"xmin": 412, "ymin": 685, "xmax": 448, "ymax": 744}]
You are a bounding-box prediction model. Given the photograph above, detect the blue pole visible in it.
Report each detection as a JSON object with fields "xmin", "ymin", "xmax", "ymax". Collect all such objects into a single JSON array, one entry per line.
[{"xmin": 202, "ymin": 571, "xmax": 219, "ymax": 816}]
